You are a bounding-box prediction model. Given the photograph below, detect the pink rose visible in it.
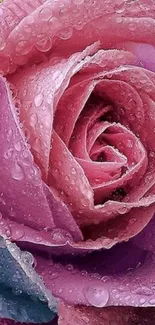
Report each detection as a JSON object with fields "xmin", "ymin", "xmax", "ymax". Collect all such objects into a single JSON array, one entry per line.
[{"xmin": 1, "ymin": 0, "xmax": 155, "ymax": 324}]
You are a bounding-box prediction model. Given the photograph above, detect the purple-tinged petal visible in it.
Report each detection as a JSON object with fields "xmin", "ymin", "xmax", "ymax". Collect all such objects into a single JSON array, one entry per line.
[
  {"xmin": 58, "ymin": 302, "xmax": 155, "ymax": 325},
  {"xmin": 35, "ymin": 241, "xmax": 155, "ymax": 308}
]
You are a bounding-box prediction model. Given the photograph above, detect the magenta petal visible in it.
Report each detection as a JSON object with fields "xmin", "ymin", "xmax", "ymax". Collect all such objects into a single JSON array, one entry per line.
[
  {"xmin": 0, "ymin": 76, "xmax": 82, "ymax": 245},
  {"xmin": 36, "ymin": 240, "xmax": 155, "ymax": 308},
  {"xmin": 58, "ymin": 303, "xmax": 155, "ymax": 325},
  {"xmin": 0, "ymin": 75, "xmax": 55, "ymax": 230}
]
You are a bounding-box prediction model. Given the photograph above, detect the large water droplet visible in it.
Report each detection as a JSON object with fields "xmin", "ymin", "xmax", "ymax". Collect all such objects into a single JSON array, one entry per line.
[
  {"xmin": 12, "ymin": 229, "xmax": 25, "ymax": 240},
  {"xmin": 21, "ymin": 251, "xmax": 34, "ymax": 265},
  {"xmin": 39, "ymin": 7, "xmax": 52, "ymax": 21},
  {"xmin": 59, "ymin": 28, "xmax": 73, "ymax": 40},
  {"xmin": 34, "ymin": 94, "xmax": 43, "ymax": 107},
  {"xmin": 4, "ymin": 148, "xmax": 13, "ymax": 159},
  {"xmin": 73, "ymin": 0, "xmax": 84, "ymax": 4},
  {"xmin": 84, "ymin": 286, "xmax": 109, "ymax": 307},
  {"xmin": 14, "ymin": 142, "xmax": 22, "ymax": 152},
  {"xmin": 11, "ymin": 163, "xmax": 24, "ymax": 181},
  {"xmin": 16, "ymin": 40, "xmax": 31, "ymax": 55}
]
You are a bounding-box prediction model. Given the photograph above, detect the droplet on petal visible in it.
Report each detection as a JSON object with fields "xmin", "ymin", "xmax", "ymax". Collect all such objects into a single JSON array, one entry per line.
[
  {"xmin": 73, "ymin": 0, "xmax": 84, "ymax": 4},
  {"xmin": 39, "ymin": 8, "xmax": 53, "ymax": 21},
  {"xmin": 84, "ymin": 286, "xmax": 109, "ymax": 307},
  {"xmin": 0, "ymin": 37, "xmax": 6, "ymax": 51},
  {"xmin": 21, "ymin": 251, "xmax": 34, "ymax": 265},
  {"xmin": 11, "ymin": 162, "xmax": 24, "ymax": 181},
  {"xmin": 16, "ymin": 40, "xmax": 31, "ymax": 55},
  {"xmin": 34, "ymin": 94, "xmax": 43, "ymax": 107},
  {"xmin": 59, "ymin": 28, "xmax": 73, "ymax": 40}
]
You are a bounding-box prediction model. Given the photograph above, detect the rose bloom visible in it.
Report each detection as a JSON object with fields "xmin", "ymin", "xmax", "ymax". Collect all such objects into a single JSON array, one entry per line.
[{"xmin": 1, "ymin": 0, "xmax": 155, "ymax": 324}]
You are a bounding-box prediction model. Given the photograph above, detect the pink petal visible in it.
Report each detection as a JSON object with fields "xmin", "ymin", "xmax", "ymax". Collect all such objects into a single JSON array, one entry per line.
[
  {"xmin": 0, "ymin": 75, "xmax": 54, "ymax": 230},
  {"xmin": 0, "ymin": 0, "xmax": 155, "ymax": 74},
  {"xmin": 58, "ymin": 303, "xmax": 155, "ymax": 325},
  {"xmin": 36, "ymin": 239, "xmax": 155, "ymax": 308},
  {"xmin": 9, "ymin": 43, "xmax": 98, "ymax": 179},
  {"xmin": 0, "ymin": 75, "xmax": 82, "ymax": 245}
]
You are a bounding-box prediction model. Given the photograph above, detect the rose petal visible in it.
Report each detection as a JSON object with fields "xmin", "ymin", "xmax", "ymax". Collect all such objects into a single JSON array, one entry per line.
[
  {"xmin": 9, "ymin": 42, "xmax": 98, "ymax": 179},
  {"xmin": 36, "ymin": 240, "xmax": 155, "ymax": 308},
  {"xmin": 0, "ymin": 75, "xmax": 54, "ymax": 230},
  {"xmin": 1, "ymin": 0, "xmax": 155, "ymax": 74},
  {"xmin": 58, "ymin": 302, "xmax": 155, "ymax": 325},
  {"xmin": 0, "ymin": 75, "xmax": 82, "ymax": 244}
]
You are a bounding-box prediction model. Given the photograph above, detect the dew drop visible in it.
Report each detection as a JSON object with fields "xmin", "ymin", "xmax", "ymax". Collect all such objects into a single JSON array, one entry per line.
[
  {"xmin": 4, "ymin": 148, "xmax": 13, "ymax": 159},
  {"xmin": 21, "ymin": 251, "xmax": 34, "ymax": 265},
  {"xmin": 150, "ymin": 151, "xmax": 155, "ymax": 158},
  {"xmin": 30, "ymin": 113, "xmax": 38, "ymax": 127},
  {"xmin": 149, "ymin": 299, "xmax": 155, "ymax": 305},
  {"xmin": 50, "ymin": 272, "xmax": 59, "ymax": 279},
  {"xmin": 34, "ymin": 94, "xmax": 43, "ymax": 107},
  {"xmin": 127, "ymin": 140, "xmax": 133, "ymax": 148},
  {"xmin": 11, "ymin": 163, "xmax": 24, "ymax": 181},
  {"xmin": 14, "ymin": 142, "xmax": 22, "ymax": 152},
  {"xmin": 71, "ymin": 167, "xmax": 76, "ymax": 175},
  {"xmin": 84, "ymin": 286, "xmax": 109, "ymax": 307},
  {"xmin": 139, "ymin": 298, "xmax": 146, "ymax": 304},
  {"xmin": 0, "ymin": 37, "xmax": 6, "ymax": 51},
  {"xmin": 16, "ymin": 40, "xmax": 31, "ymax": 55},
  {"xmin": 4, "ymin": 227, "xmax": 11, "ymax": 238},
  {"xmin": 73, "ymin": 0, "xmax": 84, "ymax": 4},
  {"xmin": 59, "ymin": 28, "xmax": 73, "ymax": 40},
  {"xmin": 115, "ymin": 16, "xmax": 123, "ymax": 23},
  {"xmin": 7, "ymin": 129, "xmax": 13, "ymax": 141},
  {"xmin": 12, "ymin": 229, "xmax": 25, "ymax": 240},
  {"xmin": 36, "ymin": 37, "xmax": 52, "ymax": 52},
  {"xmin": 39, "ymin": 7, "xmax": 52, "ymax": 21},
  {"xmin": 117, "ymin": 206, "xmax": 128, "ymax": 214}
]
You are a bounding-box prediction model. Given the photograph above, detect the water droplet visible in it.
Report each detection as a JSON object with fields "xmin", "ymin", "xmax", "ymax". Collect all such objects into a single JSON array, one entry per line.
[
  {"xmin": 84, "ymin": 286, "xmax": 109, "ymax": 307},
  {"xmin": 50, "ymin": 272, "xmax": 59, "ymax": 279},
  {"xmin": 127, "ymin": 140, "xmax": 133, "ymax": 148},
  {"xmin": 4, "ymin": 148, "xmax": 13, "ymax": 159},
  {"xmin": 149, "ymin": 298, "xmax": 155, "ymax": 305},
  {"xmin": 7, "ymin": 129, "xmax": 13, "ymax": 141},
  {"xmin": 116, "ymin": 16, "xmax": 123, "ymax": 23},
  {"xmin": 21, "ymin": 251, "xmax": 34, "ymax": 265},
  {"xmin": 58, "ymin": 288, "xmax": 63, "ymax": 294},
  {"xmin": 0, "ymin": 37, "xmax": 6, "ymax": 51},
  {"xmin": 66, "ymin": 264, "xmax": 74, "ymax": 271},
  {"xmin": 12, "ymin": 288, "xmax": 22, "ymax": 295},
  {"xmin": 30, "ymin": 113, "xmax": 38, "ymax": 127},
  {"xmin": 0, "ymin": 213, "xmax": 2, "ymax": 220},
  {"xmin": 118, "ymin": 206, "xmax": 128, "ymax": 214},
  {"xmin": 4, "ymin": 227, "xmax": 11, "ymax": 238},
  {"xmin": 81, "ymin": 270, "xmax": 88, "ymax": 277},
  {"xmin": 11, "ymin": 163, "xmax": 24, "ymax": 181},
  {"xmin": 59, "ymin": 28, "xmax": 73, "ymax": 40},
  {"xmin": 73, "ymin": 0, "xmax": 84, "ymax": 3},
  {"xmin": 39, "ymin": 8, "xmax": 52, "ymax": 21},
  {"xmin": 34, "ymin": 94, "xmax": 43, "ymax": 107},
  {"xmin": 14, "ymin": 142, "xmax": 22, "ymax": 152},
  {"xmin": 71, "ymin": 167, "xmax": 76, "ymax": 175},
  {"xmin": 150, "ymin": 151, "xmax": 155, "ymax": 157},
  {"xmin": 12, "ymin": 229, "xmax": 25, "ymax": 240},
  {"xmin": 36, "ymin": 36, "xmax": 52, "ymax": 52},
  {"xmin": 16, "ymin": 40, "xmax": 31, "ymax": 55},
  {"xmin": 139, "ymin": 298, "xmax": 146, "ymax": 304}
]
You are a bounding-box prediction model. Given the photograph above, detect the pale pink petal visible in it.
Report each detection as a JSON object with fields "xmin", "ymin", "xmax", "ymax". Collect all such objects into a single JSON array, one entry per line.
[
  {"xmin": 9, "ymin": 43, "xmax": 98, "ymax": 179},
  {"xmin": 0, "ymin": 0, "xmax": 155, "ymax": 74}
]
